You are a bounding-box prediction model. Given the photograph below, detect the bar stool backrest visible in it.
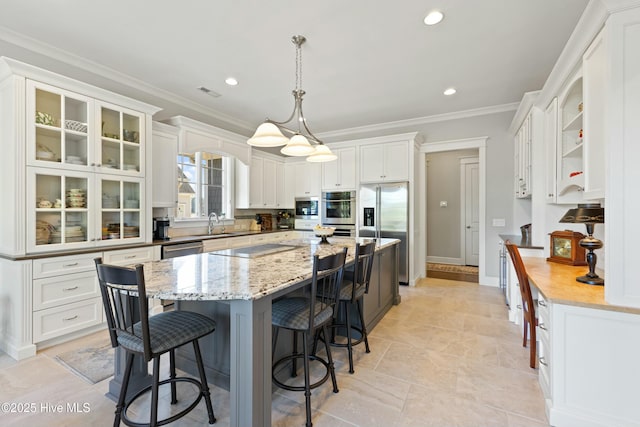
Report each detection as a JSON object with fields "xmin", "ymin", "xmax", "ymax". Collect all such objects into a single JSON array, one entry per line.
[{"xmin": 94, "ymin": 257, "xmax": 153, "ymax": 362}]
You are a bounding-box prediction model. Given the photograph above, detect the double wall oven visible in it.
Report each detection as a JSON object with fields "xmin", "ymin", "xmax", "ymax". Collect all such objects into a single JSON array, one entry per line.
[{"xmin": 321, "ymin": 191, "xmax": 356, "ymax": 236}]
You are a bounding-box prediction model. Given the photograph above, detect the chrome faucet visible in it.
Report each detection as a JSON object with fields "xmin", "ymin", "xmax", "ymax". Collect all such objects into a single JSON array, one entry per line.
[{"xmin": 207, "ymin": 212, "xmax": 219, "ymax": 234}]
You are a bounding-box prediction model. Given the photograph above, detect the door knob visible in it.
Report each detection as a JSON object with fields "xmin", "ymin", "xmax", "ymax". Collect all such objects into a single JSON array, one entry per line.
[{"xmin": 466, "ymin": 226, "xmax": 471, "ymax": 229}]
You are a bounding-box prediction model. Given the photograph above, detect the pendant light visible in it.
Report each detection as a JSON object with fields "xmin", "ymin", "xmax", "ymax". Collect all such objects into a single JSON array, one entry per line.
[{"xmin": 248, "ymin": 35, "xmax": 336, "ymax": 162}]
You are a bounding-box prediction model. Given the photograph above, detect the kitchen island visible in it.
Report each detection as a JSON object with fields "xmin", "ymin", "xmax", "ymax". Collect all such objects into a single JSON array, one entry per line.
[{"xmin": 126, "ymin": 237, "xmax": 400, "ymax": 427}]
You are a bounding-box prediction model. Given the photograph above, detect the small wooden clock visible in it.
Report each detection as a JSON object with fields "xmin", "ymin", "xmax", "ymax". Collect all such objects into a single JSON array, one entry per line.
[{"xmin": 547, "ymin": 230, "xmax": 587, "ymax": 266}]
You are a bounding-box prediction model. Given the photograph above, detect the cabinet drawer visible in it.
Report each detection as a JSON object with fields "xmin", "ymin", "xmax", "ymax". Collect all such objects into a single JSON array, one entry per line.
[
  {"xmin": 203, "ymin": 239, "xmax": 230, "ymax": 253},
  {"xmin": 33, "ymin": 271, "xmax": 100, "ymax": 311},
  {"xmin": 228, "ymin": 236, "xmax": 253, "ymax": 248},
  {"xmin": 33, "ymin": 297, "xmax": 103, "ymax": 343},
  {"xmin": 103, "ymin": 246, "xmax": 154, "ymax": 265},
  {"xmin": 33, "ymin": 253, "xmax": 100, "ymax": 279}
]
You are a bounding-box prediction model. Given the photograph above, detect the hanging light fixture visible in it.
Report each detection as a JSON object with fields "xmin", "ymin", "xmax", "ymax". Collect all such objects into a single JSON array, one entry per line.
[{"xmin": 247, "ymin": 35, "xmax": 336, "ymax": 162}]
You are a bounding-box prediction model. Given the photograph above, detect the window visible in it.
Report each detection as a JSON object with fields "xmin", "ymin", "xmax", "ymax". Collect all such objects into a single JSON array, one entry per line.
[{"xmin": 176, "ymin": 152, "xmax": 232, "ymax": 220}]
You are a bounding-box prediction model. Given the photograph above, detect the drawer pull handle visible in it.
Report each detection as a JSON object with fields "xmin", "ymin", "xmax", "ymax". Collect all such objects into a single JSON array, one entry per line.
[
  {"xmin": 538, "ymin": 323, "xmax": 547, "ymax": 331},
  {"xmin": 63, "ymin": 262, "xmax": 79, "ymax": 267},
  {"xmin": 63, "ymin": 315, "xmax": 78, "ymax": 321},
  {"xmin": 516, "ymin": 304, "xmax": 522, "ymax": 310},
  {"xmin": 63, "ymin": 286, "xmax": 79, "ymax": 291},
  {"xmin": 124, "ymin": 255, "xmax": 137, "ymax": 259},
  {"xmin": 538, "ymin": 299, "xmax": 547, "ymax": 307},
  {"xmin": 539, "ymin": 357, "xmax": 548, "ymax": 366}
]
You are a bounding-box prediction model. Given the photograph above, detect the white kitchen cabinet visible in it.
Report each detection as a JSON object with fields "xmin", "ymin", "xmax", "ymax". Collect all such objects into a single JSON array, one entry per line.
[
  {"xmin": 249, "ymin": 155, "xmax": 264, "ymax": 208},
  {"xmin": 95, "ymin": 100, "xmax": 145, "ymax": 176},
  {"xmin": 582, "ymin": 29, "xmax": 606, "ymax": 200},
  {"xmin": 27, "ymin": 167, "xmax": 145, "ymax": 252},
  {"xmin": 605, "ymin": 7, "xmax": 640, "ymax": 308},
  {"xmin": 294, "ymin": 162, "xmax": 322, "ymax": 197},
  {"xmin": 151, "ymin": 122, "xmax": 179, "ymax": 208},
  {"xmin": 26, "ymin": 81, "xmax": 93, "ymax": 171},
  {"xmin": 542, "ymin": 300, "xmax": 640, "ymax": 427},
  {"xmin": 31, "ymin": 251, "xmax": 104, "ymax": 344},
  {"xmin": 101, "ymin": 246, "xmax": 155, "ymax": 265},
  {"xmin": 514, "ymin": 112, "xmax": 532, "ymax": 198},
  {"xmin": 544, "ymin": 98, "xmax": 558, "ymax": 203},
  {"xmin": 322, "ymin": 146, "xmax": 356, "ymax": 190},
  {"xmin": 0, "ymin": 59, "xmax": 158, "ymax": 257},
  {"xmin": 249, "ymin": 155, "xmax": 278, "ymax": 208},
  {"xmin": 360, "ymin": 140, "xmax": 409, "ymax": 183},
  {"xmin": 278, "ymin": 162, "xmax": 296, "ymax": 209}
]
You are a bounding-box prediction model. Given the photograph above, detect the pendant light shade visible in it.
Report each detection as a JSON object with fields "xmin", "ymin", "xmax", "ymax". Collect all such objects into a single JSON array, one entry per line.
[
  {"xmin": 306, "ymin": 144, "xmax": 337, "ymax": 162},
  {"xmin": 248, "ymin": 35, "xmax": 336, "ymax": 162},
  {"xmin": 247, "ymin": 122, "xmax": 289, "ymax": 147},
  {"xmin": 280, "ymin": 134, "xmax": 315, "ymax": 156}
]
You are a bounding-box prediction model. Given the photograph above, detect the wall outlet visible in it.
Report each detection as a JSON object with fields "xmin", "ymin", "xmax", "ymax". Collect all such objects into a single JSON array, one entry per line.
[
  {"xmin": 439, "ymin": 201, "xmax": 448, "ymax": 207},
  {"xmin": 492, "ymin": 218, "xmax": 506, "ymax": 227}
]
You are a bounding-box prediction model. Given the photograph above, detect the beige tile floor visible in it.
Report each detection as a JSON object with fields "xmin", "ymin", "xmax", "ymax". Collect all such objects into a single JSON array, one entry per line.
[{"xmin": 0, "ymin": 278, "xmax": 549, "ymax": 426}]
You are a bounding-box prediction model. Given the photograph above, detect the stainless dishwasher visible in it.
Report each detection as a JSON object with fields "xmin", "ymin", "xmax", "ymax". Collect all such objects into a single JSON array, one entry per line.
[
  {"xmin": 160, "ymin": 241, "xmax": 204, "ymax": 311},
  {"xmin": 161, "ymin": 241, "xmax": 204, "ymax": 259}
]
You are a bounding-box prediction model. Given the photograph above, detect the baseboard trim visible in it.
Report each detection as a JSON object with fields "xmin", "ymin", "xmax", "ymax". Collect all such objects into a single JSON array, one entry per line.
[{"xmin": 426, "ymin": 256, "xmax": 463, "ymax": 265}]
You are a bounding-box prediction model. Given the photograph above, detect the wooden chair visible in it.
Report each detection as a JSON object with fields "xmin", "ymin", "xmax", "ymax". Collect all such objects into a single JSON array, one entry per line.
[
  {"xmin": 504, "ymin": 241, "xmax": 538, "ymax": 369},
  {"xmin": 271, "ymin": 248, "xmax": 347, "ymax": 427},
  {"xmin": 330, "ymin": 241, "xmax": 376, "ymax": 373},
  {"xmin": 94, "ymin": 258, "xmax": 217, "ymax": 427}
]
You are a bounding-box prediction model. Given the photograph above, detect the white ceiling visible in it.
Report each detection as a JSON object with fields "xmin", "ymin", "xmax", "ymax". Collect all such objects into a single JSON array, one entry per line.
[{"xmin": 0, "ymin": 0, "xmax": 589, "ymax": 142}]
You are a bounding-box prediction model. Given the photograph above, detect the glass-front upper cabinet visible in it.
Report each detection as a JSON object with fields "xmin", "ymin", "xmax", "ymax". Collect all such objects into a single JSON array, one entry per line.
[
  {"xmin": 27, "ymin": 168, "xmax": 93, "ymax": 253},
  {"xmin": 97, "ymin": 176, "xmax": 144, "ymax": 245},
  {"xmin": 26, "ymin": 169, "xmax": 144, "ymax": 252},
  {"xmin": 97, "ymin": 101, "xmax": 144, "ymax": 175},
  {"xmin": 26, "ymin": 81, "xmax": 93, "ymax": 170}
]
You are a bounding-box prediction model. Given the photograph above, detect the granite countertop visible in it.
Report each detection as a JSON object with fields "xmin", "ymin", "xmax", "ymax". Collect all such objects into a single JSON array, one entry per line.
[
  {"xmin": 0, "ymin": 229, "xmax": 294, "ymax": 261},
  {"xmin": 523, "ymin": 256, "xmax": 640, "ymax": 315},
  {"xmin": 499, "ymin": 234, "xmax": 544, "ymax": 250},
  {"xmin": 139, "ymin": 237, "xmax": 399, "ymax": 302}
]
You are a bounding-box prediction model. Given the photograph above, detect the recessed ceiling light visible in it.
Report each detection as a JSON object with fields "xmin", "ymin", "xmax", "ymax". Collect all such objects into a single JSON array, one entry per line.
[
  {"xmin": 225, "ymin": 77, "xmax": 238, "ymax": 86},
  {"xmin": 424, "ymin": 10, "xmax": 444, "ymax": 26},
  {"xmin": 444, "ymin": 87, "xmax": 456, "ymax": 96}
]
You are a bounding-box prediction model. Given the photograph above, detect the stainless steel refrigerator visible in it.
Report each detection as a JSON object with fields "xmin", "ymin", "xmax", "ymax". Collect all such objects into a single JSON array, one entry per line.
[{"xmin": 359, "ymin": 182, "xmax": 409, "ymax": 285}]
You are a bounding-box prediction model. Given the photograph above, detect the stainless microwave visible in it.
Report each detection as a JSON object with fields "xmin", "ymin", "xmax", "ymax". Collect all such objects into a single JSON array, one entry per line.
[
  {"xmin": 295, "ymin": 197, "xmax": 319, "ymax": 219},
  {"xmin": 321, "ymin": 190, "xmax": 356, "ymax": 226}
]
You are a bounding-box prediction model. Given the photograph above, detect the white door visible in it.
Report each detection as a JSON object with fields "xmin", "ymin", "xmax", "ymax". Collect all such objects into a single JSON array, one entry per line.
[{"xmin": 462, "ymin": 160, "xmax": 480, "ymax": 266}]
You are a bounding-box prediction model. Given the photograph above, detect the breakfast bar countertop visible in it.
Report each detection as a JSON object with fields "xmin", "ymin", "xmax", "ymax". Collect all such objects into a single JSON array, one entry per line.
[
  {"xmin": 523, "ymin": 256, "xmax": 640, "ymax": 315},
  {"xmin": 138, "ymin": 237, "xmax": 399, "ymax": 302}
]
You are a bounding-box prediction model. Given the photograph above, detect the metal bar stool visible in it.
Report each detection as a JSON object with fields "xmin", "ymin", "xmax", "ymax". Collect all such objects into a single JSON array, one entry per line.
[
  {"xmin": 271, "ymin": 248, "xmax": 347, "ymax": 427},
  {"xmin": 329, "ymin": 241, "xmax": 376, "ymax": 374},
  {"xmin": 95, "ymin": 258, "xmax": 217, "ymax": 427}
]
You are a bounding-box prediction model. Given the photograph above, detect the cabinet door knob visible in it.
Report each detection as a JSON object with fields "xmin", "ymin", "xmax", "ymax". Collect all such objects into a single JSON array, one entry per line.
[
  {"xmin": 538, "ymin": 299, "xmax": 547, "ymax": 307},
  {"xmin": 538, "ymin": 323, "xmax": 547, "ymax": 331},
  {"xmin": 539, "ymin": 357, "xmax": 548, "ymax": 366}
]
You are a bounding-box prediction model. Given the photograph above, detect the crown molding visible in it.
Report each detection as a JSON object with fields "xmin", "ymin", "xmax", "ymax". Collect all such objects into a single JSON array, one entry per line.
[
  {"xmin": 0, "ymin": 25, "xmax": 253, "ymax": 130},
  {"xmin": 317, "ymin": 102, "xmax": 519, "ymax": 140}
]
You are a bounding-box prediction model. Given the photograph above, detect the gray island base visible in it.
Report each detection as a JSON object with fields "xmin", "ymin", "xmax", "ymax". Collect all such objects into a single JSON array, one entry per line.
[{"xmin": 115, "ymin": 237, "xmax": 400, "ymax": 427}]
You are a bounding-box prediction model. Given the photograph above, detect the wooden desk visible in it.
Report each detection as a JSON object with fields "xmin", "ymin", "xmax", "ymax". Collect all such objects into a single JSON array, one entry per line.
[
  {"xmin": 523, "ymin": 256, "xmax": 640, "ymax": 315},
  {"xmin": 521, "ymin": 257, "xmax": 640, "ymax": 426}
]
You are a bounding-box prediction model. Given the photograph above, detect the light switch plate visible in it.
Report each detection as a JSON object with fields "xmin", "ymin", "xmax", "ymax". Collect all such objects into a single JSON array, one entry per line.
[
  {"xmin": 439, "ymin": 201, "xmax": 448, "ymax": 207},
  {"xmin": 492, "ymin": 218, "xmax": 506, "ymax": 227}
]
